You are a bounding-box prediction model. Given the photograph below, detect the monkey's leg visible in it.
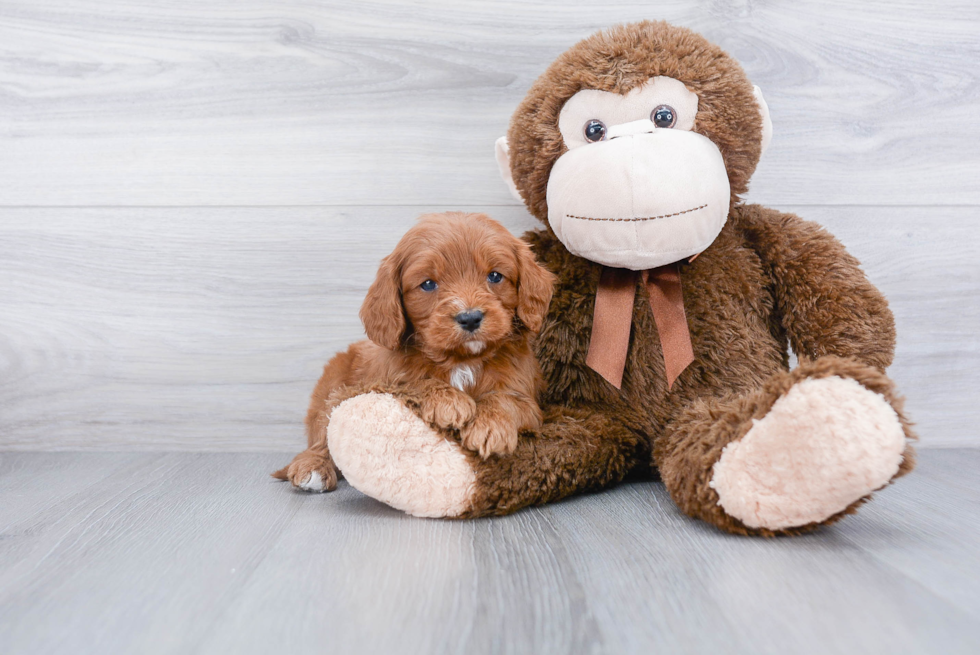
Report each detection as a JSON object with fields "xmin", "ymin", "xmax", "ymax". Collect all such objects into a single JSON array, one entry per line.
[
  {"xmin": 326, "ymin": 392, "xmax": 643, "ymax": 518},
  {"xmin": 656, "ymin": 356, "xmax": 916, "ymax": 536}
]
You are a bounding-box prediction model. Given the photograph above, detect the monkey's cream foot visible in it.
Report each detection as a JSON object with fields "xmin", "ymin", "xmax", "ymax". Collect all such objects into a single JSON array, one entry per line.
[
  {"xmin": 710, "ymin": 376, "xmax": 907, "ymax": 530},
  {"xmin": 327, "ymin": 393, "xmax": 478, "ymax": 517}
]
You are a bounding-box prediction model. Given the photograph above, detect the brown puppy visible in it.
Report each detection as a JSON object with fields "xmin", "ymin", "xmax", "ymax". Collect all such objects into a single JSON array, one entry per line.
[{"xmin": 272, "ymin": 211, "xmax": 556, "ymax": 492}]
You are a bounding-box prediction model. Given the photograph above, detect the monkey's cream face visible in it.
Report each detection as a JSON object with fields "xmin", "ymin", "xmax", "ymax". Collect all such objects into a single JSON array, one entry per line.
[{"xmin": 547, "ymin": 76, "xmax": 731, "ymax": 270}]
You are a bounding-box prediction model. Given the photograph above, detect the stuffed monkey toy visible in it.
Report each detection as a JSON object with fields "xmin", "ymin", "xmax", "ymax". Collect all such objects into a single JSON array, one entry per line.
[{"xmin": 323, "ymin": 21, "xmax": 915, "ymax": 535}]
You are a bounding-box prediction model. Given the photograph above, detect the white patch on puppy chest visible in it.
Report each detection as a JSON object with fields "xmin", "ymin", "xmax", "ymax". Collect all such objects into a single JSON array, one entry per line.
[{"xmin": 450, "ymin": 364, "xmax": 477, "ymax": 391}]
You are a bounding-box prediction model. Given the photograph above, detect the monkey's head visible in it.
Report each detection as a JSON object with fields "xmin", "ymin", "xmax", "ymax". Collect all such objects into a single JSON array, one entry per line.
[{"xmin": 496, "ymin": 21, "xmax": 772, "ymax": 270}]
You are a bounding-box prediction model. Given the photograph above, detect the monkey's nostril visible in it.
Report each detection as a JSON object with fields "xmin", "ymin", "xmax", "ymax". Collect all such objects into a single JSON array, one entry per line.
[{"xmin": 454, "ymin": 310, "xmax": 484, "ymax": 332}]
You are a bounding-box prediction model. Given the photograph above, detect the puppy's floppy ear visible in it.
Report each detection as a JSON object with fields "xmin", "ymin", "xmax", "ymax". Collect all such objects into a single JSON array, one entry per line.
[
  {"xmin": 359, "ymin": 253, "xmax": 406, "ymax": 350},
  {"xmin": 514, "ymin": 239, "xmax": 556, "ymax": 333}
]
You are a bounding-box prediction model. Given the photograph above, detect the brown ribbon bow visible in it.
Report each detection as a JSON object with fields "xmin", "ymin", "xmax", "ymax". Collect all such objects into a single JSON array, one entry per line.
[{"xmin": 585, "ymin": 263, "xmax": 695, "ymax": 390}]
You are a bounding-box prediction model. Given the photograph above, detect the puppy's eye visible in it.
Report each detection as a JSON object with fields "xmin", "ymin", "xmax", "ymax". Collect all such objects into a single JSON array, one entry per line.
[
  {"xmin": 652, "ymin": 105, "xmax": 676, "ymax": 128},
  {"xmin": 487, "ymin": 271, "xmax": 503, "ymax": 284},
  {"xmin": 583, "ymin": 119, "xmax": 606, "ymax": 142},
  {"xmin": 420, "ymin": 279, "xmax": 437, "ymax": 292}
]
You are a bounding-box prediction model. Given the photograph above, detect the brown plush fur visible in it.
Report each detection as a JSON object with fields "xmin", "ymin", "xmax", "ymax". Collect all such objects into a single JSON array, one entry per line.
[
  {"xmin": 272, "ymin": 212, "xmax": 556, "ymax": 490},
  {"xmin": 452, "ymin": 207, "xmax": 916, "ymax": 531},
  {"xmin": 352, "ymin": 22, "xmax": 915, "ymax": 534}
]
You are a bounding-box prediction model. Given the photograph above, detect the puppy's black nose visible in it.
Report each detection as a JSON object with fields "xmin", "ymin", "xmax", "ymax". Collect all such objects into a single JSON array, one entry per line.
[{"xmin": 455, "ymin": 310, "xmax": 484, "ymax": 332}]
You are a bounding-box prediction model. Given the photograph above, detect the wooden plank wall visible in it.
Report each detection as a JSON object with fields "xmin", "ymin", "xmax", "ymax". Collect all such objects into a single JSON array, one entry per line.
[{"xmin": 1, "ymin": 1, "xmax": 978, "ymax": 450}]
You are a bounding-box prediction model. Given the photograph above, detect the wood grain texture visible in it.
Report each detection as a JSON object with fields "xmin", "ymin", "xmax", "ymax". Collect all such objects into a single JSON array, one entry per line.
[
  {"xmin": 0, "ymin": 0, "xmax": 978, "ymax": 206},
  {"xmin": 1, "ymin": 205, "xmax": 976, "ymax": 450},
  {"xmin": 0, "ymin": 451, "xmax": 142, "ymax": 529},
  {"xmin": 0, "ymin": 453, "xmax": 303, "ymax": 654},
  {"xmin": 837, "ymin": 448, "xmax": 980, "ymax": 620},
  {"xmin": 0, "ymin": 450, "xmax": 978, "ymax": 654},
  {"xmin": 1, "ymin": 1, "xmax": 977, "ymax": 450}
]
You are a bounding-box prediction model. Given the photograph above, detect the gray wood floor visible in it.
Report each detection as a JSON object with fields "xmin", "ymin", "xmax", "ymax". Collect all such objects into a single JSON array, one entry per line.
[{"xmin": 1, "ymin": 448, "xmax": 978, "ymax": 654}]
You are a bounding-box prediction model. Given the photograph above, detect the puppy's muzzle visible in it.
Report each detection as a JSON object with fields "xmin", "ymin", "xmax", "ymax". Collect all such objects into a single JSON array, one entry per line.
[{"xmin": 454, "ymin": 309, "xmax": 484, "ymax": 333}]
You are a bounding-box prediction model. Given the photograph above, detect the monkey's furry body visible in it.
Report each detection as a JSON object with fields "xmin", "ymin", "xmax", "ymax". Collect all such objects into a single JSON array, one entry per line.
[{"xmin": 314, "ymin": 21, "xmax": 915, "ymax": 536}]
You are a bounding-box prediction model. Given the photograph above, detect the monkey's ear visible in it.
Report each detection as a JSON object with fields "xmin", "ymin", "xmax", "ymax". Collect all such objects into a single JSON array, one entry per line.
[
  {"xmin": 514, "ymin": 240, "xmax": 556, "ymax": 333},
  {"xmin": 359, "ymin": 254, "xmax": 407, "ymax": 350},
  {"xmin": 753, "ymin": 85, "xmax": 773, "ymax": 157},
  {"xmin": 495, "ymin": 137, "xmax": 524, "ymax": 203}
]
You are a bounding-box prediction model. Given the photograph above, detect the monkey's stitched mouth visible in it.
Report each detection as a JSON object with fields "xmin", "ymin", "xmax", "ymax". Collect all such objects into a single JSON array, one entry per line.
[{"xmin": 566, "ymin": 203, "xmax": 708, "ymax": 222}]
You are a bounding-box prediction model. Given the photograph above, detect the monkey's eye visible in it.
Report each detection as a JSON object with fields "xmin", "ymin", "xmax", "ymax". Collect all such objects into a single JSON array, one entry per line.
[
  {"xmin": 652, "ymin": 105, "xmax": 676, "ymax": 128},
  {"xmin": 487, "ymin": 271, "xmax": 503, "ymax": 284},
  {"xmin": 583, "ymin": 119, "xmax": 607, "ymax": 142},
  {"xmin": 420, "ymin": 279, "xmax": 437, "ymax": 292}
]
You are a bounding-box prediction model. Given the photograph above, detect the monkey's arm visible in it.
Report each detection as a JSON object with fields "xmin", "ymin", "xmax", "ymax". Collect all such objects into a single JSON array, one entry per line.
[{"xmin": 735, "ymin": 204, "xmax": 896, "ymax": 370}]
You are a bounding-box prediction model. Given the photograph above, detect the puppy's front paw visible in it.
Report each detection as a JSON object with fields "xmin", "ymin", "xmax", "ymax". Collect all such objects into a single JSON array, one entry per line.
[
  {"xmin": 284, "ymin": 452, "xmax": 338, "ymax": 493},
  {"xmin": 461, "ymin": 416, "xmax": 518, "ymax": 458},
  {"xmin": 420, "ymin": 388, "xmax": 477, "ymax": 431}
]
